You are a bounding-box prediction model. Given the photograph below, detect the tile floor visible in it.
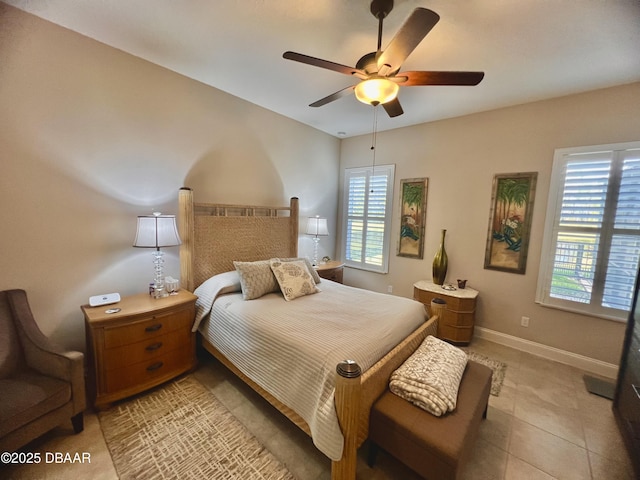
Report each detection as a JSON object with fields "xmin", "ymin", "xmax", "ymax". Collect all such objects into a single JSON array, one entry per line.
[{"xmin": 2, "ymin": 337, "xmax": 635, "ymax": 480}]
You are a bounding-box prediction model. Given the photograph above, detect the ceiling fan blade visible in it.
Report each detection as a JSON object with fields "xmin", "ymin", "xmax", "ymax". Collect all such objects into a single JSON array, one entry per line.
[
  {"xmin": 377, "ymin": 8, "xmax": 440, "ymax": 74},
  {"xmin": 398, "ymin": 71, "xmax": 485, "ymax": 86},
  {"xmin": 382, "ymin": 97, "xmax": 404, "ymax": 117},
  {"xmin": 283, "ymin": 51, "xmax": 365, "ymax": 77},
  {"xmin": 309, "ymin": 85, "xmax": 356, "ymax": 107}
]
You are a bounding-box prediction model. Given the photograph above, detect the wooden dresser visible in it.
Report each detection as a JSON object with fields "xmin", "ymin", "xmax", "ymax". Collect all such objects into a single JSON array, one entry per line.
[
  {"xmin": 413, "ymin": 280, "xmax": 479, "ymax": 345},
  {"xmin": 82, "ymin": 290, "xmax": 197, "ymax": 409}
]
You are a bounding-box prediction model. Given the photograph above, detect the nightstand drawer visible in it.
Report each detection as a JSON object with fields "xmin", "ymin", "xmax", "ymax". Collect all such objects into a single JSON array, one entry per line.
[
  {"xmin": 315, "ymin": 261, "xmax": 345, "ymax": 284},
  {"xmin": 414, "ymin": 288, "xmax": 475, "ymax": 313},
  {"xmin": 105, "ymin": 348, "xmax": 194, "ymax": 393},
  {"xmin": 319, "ymin": 269, "xmax": 343, "ymax": 283},
  {"xmin": 103, "ymin": 308, "xmax": 192, "ymax": 348},
  {"xmin": 103, "ymin": 328, "xmax": 193, "ymax": 370},
  {"xmin": 440, "ymin": 309, "xmax": 475, "ymax": 327},
  {"xmin": 438, "ymin": 323, "xmax": 474, "ymax": 344}
]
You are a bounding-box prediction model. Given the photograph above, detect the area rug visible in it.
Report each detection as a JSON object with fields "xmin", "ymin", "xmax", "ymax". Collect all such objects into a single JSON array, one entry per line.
[
  {"xmin": 466, "ymin": 351, "xmax": 507, "ymax": 396},
  {"xmin": 98, "ymin": 376, "xmax": 295, "ymax": 480}
]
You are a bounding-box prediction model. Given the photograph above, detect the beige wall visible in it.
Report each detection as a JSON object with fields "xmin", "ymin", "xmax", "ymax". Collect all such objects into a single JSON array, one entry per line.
[
  {"xmin": 338, "ymin": 81, "xmax": 640, "ymax": 365},
  {"xmin": 0, "ymin": 5, "xmax": 340, "ymax": 352}
]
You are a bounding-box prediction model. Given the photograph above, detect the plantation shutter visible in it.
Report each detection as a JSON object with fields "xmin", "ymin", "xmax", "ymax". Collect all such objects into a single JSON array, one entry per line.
[
  {"xmin": 605, "ymin": 150, "xmax": 640, "ymax": 310},
  {"xmin": 343, "ymin": 165, "xmax": 395, "ymax": 273},
  {"xmin": 536, "ymin": 142, "xmax": 640, "ymax": 320}
]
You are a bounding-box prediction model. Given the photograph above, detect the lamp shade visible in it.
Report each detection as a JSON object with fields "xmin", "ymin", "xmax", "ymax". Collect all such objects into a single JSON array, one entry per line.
[
  {"xmin": 305, "ymin": 216, "xmax": 329, "ymax": 236},
  {"xmin": 133, "ymin": 213, "xmax": 182, "ymax": 249},
  {"xmin": 354, "ymin": 78, "xmax": 399, "ymax": 106}
]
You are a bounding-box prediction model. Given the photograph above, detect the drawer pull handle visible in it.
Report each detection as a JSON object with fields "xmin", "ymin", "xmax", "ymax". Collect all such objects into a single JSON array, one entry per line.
[
  {"xmin": 633, "ymin": 384, "xmax": 640, "ymax": 400},
  {"xmin": 146, "ymin": 361, "xmax": 164, "ymax": 372},
  {"xmin": 146, "ymin": 342, "xmax": 163, "ymax": 351},
  {"xmin": 145, "ymin": 323, "xmax": 163, "ymax": 332}
]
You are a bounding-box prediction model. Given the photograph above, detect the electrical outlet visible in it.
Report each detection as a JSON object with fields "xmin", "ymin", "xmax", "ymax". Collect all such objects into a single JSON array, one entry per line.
[
  {"xmin": 521, "ymin": 316, "xmax": 530, "ymax": 327},
  {"xmin": 387, "ymin": 285, "xmax": 393, "ymax": 293}
]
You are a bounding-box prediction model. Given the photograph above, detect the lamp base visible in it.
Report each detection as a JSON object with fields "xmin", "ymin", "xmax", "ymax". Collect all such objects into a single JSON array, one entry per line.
[
  {"xmin": 312, "ymin": 237, "xmax": 320, "ymax": 266},
  {"xmin": 152, "ymin": 283, "xmax": 168, "ymax": 299},
  {"xmin": 151, "ymin": 249, "xmax": 168, "ymax": 298}
]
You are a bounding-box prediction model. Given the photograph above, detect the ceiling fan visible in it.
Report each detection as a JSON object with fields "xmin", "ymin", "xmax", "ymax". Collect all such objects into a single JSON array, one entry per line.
[{"xmin": 283, "ymin": 0, "xmax": 484, "ymax": 118}]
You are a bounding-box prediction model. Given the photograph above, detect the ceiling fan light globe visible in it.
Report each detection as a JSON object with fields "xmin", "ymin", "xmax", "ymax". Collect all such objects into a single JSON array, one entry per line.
[{"xmin": 354, "ymin": 78, "xmax": 399, "ymax": 106}]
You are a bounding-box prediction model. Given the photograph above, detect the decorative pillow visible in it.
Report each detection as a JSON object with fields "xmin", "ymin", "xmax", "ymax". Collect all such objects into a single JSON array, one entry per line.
[
  {"xmin": 233, "ymin": 260, "xmax": 279, "ymax": 300},
  {"xmin": 269, "ymin": 259, "xmax": 319, "ymax": 301},
  {"xmin": 279, "ymin": 257, "xmax": 322, "ymax": 284}
]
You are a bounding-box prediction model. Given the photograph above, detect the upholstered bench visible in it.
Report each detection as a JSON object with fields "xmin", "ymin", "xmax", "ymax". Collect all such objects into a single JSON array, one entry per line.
[{"xmin": 368, "ymin": 360, "xmax": 492, "ymax": 480}]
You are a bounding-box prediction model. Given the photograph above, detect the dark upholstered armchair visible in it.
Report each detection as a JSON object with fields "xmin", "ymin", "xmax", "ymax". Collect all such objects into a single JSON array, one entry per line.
[{"xmin": 0, "ymin": 289, "xmax": 85, "ymax": 452}]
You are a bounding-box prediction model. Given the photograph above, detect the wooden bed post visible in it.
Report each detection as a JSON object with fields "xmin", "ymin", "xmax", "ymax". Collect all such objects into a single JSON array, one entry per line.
[
  {"xmin": 332, "ymin": 360, "xmax": 362, "ymax": 480},
  {"xmin": 178, "ymin": 187, "xmax": 195, "ymax": 292},
  {"xmin": 290, "ymin": 197, "xmax": 299, "ymax": 257}
]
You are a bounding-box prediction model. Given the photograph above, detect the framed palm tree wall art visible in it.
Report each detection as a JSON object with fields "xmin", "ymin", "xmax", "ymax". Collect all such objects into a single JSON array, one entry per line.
[
  {"xmin": 397, "ymin": 177, "xmax": 428, "ymax": 259},
  {"xmin": 484, "ymin": 172, "xmax": 537, "ymax": 274}
]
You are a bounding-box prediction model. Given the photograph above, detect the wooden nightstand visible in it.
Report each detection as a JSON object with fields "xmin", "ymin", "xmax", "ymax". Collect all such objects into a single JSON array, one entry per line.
[
  {"xmin": 413, "ymin": 280, "xmax": 479, "ymax": 345},
  {"xmin": 315, "ymin": 260, "xmax": 345, "ymax": 283},
  {"xmin": 82, "ymin": 290, "xmax": 197, "ymax": 409}
]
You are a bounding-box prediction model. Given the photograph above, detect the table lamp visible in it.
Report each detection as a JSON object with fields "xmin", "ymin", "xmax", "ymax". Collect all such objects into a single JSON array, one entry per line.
[
  {"xmin": 133, "ymin": 212, "xmax": 181, "ymax": 298},
  {"xmin": 305, "ymin": 216, "xmax": 329, "ymax": 266}
]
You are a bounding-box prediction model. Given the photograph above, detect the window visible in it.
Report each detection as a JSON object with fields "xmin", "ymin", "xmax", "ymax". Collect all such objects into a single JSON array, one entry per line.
[
  {"xmin": 342, "ymin": 164, "xmax": 395, "ymax": 273},
  {"xmin": 536, "ymin": 141, "xmax": 640, "ymax": 321}
]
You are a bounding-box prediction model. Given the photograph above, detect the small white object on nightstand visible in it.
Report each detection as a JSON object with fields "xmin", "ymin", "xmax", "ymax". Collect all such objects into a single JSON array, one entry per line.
[{"xmin": 89, "ymin": 293, "xmax": 121, "ymax": 307}]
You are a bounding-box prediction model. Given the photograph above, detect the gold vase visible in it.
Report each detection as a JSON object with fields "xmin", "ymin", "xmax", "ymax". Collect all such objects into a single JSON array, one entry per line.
[{"xmin": 432, "ymin": 229, "xmax": 448, "ymax": 285}]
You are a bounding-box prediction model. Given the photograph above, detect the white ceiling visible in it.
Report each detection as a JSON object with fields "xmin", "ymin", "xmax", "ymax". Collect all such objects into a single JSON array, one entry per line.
[{"xmin": 5, "ymin": 0, "xmax": 640, "ymax": 138}]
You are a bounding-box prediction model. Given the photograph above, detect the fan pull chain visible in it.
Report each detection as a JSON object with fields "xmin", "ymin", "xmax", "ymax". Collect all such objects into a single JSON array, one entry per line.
[{"xmin": 370, "ymin": 105, "xmax": 379, "ymax": 193}]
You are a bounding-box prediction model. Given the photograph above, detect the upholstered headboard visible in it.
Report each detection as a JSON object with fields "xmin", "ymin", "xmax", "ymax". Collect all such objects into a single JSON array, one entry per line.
[{"xmin": 177, "ymin": 188, "xmax": 299, "ymax": 291}]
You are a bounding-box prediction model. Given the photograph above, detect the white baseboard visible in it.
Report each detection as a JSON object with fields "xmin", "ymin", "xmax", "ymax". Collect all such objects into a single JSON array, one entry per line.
[{"xmin": 474, "ymin": 327, "xmax": 619, "ymax": 379}]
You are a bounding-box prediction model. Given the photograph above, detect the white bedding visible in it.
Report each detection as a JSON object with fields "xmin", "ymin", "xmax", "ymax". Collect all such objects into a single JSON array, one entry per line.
[{"xmin": 194, "ymin": 273, "xmax": 426, "ymax": 460}]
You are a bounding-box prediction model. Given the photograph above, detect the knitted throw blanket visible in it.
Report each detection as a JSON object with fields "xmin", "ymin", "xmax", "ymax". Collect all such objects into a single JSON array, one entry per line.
[{"xmin": 389, "ymin": 335, "xmax": 468, "ymax": 416}]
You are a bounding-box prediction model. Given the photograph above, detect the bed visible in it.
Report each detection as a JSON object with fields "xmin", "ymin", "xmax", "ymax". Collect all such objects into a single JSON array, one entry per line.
[{"xmin": 177, "ymin": 188, "xmax": 438, "ymax": 480}]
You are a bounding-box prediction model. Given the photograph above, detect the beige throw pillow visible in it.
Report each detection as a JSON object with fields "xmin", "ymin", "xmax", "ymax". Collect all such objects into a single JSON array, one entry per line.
[
  {"xmin": 233, "ymin": 260, "xmax": 279, "ymax": 300},
  {"xmin": 269, "ymin": 259, "xmax": 319, "ymax": 301},
  {"xmin": 279, "ymin": 257, "xmax": 322, "ymax": 284}
]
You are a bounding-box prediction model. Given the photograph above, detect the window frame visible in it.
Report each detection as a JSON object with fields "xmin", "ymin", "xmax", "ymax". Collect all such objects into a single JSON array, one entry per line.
[
  {"xmin": 341, "ymin": 164, "xmax": 395, "ymax": 273},
  {"xmin": 536, "ymin": 141, "xmax": 640, "ymax": 321}
]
